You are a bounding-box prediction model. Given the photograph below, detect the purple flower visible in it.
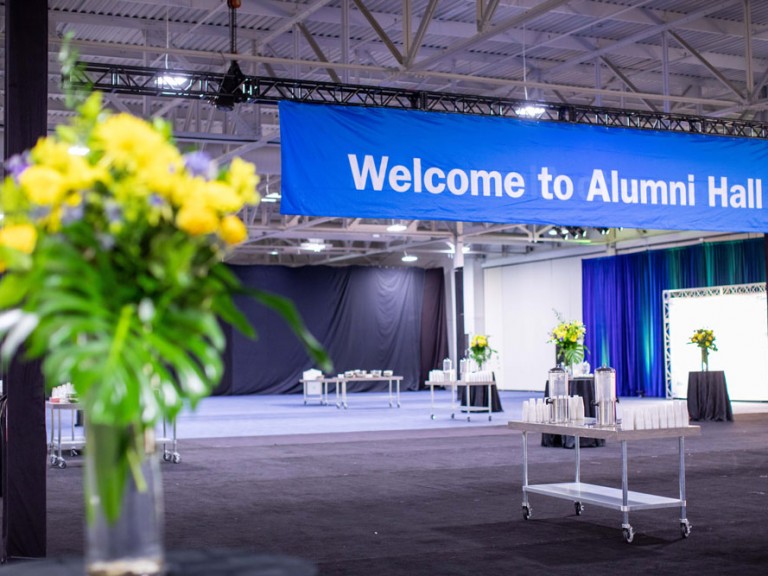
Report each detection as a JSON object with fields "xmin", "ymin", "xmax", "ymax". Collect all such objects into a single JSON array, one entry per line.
[
  {"xmin": 104, "ymin": 201, "xmax": 122, "ymax": 224},
  {"xmin": 148, "ymin": 194, "xmax": 164, "ymax": 207},
  {"xmin": 5, "ymin": 153, "xmax": 30, "ymax": 181},
  {"xmin": 61, "ymin": 204, "xmax": 84, "ymax": 225},
  {"xmin": 183, "ymin": 151, "xmax": 216, "ymax": 179}
]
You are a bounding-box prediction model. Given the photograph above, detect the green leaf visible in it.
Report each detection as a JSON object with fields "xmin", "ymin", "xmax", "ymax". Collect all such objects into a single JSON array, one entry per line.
[
  {"xmin": 0, "ymin": 273, "xmax": 32, "ymax": 309},
  {"xmin": 211, "ymin": 293, "xmax": 254, "ymax": 339}
]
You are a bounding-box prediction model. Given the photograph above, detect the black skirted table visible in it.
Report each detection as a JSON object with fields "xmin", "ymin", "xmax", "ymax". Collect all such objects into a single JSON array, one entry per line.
[
  {"xmin": 0, "ymin": 550, "xmax": 317, "ymax": 575},
  {"xmin": 687, "ymin": 370, "xmax": 734, "ymax": 422},
  {"xmin": 541, "ymin": 376, "xmax": 605, "ymax": 449}
]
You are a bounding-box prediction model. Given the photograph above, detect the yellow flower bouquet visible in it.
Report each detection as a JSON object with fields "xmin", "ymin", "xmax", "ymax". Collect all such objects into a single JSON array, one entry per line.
[
  {"xmin": 548, "ymin": 311, "xmax": 588, "ymax": 366},
  {"xmin": 0, "ymin": 88, "xmax": 328, "ymax": 574},
  {"xmin": 469, "ymin": 334, "xmax": 495, "ymax": 369},
  {"xmin": 689, "ymin": 328, "xmax": 717, "ymax": 371}
]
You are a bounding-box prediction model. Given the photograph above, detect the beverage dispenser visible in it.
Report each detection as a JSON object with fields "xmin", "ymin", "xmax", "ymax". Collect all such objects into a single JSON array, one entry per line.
[
  {"xmin": 546, "ymin": 367, "xmax": 569, "ymax": 423},
  {"xmin": 594, "ymin": 366, "xmax": 618, "ymax": 427}
]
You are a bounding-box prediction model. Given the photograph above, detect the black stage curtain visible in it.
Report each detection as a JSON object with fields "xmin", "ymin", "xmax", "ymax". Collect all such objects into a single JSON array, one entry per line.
[
  {"xmin": 222, "ymin": 265, "xmax": 447, "ymax": 394},
  {"xmin": 419, "ymin": 269, "xmax": 449, "ymax": 390}
]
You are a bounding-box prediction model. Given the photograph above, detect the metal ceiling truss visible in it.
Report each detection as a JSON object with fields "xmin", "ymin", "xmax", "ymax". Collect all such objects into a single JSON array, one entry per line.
[{"xmin": 73, "ymin": 62, "xmax": 768, "ymax": 139}]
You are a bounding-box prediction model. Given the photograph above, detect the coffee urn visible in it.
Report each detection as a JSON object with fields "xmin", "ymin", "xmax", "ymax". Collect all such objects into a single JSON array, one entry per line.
[
  {"xmin": 594, "ymin": 366, "xmax": 618, "ymax": 427},
  {"xmin": 547, "ymin": 367, "xmax": 570, "ymax": 423}
]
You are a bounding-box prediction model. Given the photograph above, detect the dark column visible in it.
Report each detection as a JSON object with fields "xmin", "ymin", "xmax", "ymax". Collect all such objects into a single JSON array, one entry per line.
[
  {"xmin": 454, "ymin": 267, "xmax": 466, "ymax": 362},
  {"xmin": 2, "ymin": 0, "xmax": 49, "ymax": 561}
]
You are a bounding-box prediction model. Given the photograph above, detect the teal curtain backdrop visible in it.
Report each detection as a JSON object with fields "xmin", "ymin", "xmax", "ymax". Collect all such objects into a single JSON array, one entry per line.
[{"xmin": 582, "ymin": 238, "xmax": 766, "ymax": 397}]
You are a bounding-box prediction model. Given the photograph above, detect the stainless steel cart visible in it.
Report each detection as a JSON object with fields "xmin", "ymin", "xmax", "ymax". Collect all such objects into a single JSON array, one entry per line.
[
  {"xmin": 46, "ymin": 401, "xmax": 85, "ymax": 469},
  {"xmin": 507, "ymin": 420, "xmax": 701, "ymax": 543}
]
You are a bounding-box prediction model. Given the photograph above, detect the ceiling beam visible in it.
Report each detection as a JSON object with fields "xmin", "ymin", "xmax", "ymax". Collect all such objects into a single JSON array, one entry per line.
[
  {"xmin": 546, "ymin": 0, "xmax": 736, "ymax": 76},
  {"xmin": 410, "ymin": 0, "xmax": 570, "ymax": 72}
]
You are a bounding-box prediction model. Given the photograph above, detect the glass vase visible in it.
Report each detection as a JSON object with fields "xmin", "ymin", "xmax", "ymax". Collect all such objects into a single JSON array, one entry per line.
[
  {"xmin": 700, "ymin": 348, "xmax": 709, "ymax": 372},
  {"xmin": 85, "ymin": 424, "xmax": 165, "ymax": 576}
]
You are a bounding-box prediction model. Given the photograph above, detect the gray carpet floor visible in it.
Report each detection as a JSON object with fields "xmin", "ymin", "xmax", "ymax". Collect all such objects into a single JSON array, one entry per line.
[{"xmin": 40, "ymin": 411, "xmax": 768, "ymax": 575}]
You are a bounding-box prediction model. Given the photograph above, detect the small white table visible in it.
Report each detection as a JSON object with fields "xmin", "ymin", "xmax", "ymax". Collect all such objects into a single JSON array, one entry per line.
[
  {"xmin": 337, "ymin": 376, "xmax": 403, "ymax": 409},
  {"xmin": 46, "ymin": 401, "xmax": 85, "ymax": 469},
  {"xmin": 507, "ymin": 420, "xmax": 701, "ymax": 543},
  {"xmin": 299, "ymin": 377, "xmax": 339, "ymax": 405},
  {"xmin": 426, "ymin": 379, "xmax": 495, "ymax": 421},
  {"xmin": 300, "ymin": 376, "xmax": 403, "ymax": 409}
]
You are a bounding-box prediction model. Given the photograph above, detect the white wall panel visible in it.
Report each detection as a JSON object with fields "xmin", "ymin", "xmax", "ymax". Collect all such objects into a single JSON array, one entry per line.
[{"xmin": 485, "ymin": 257, "xmax": 584, "ymax": 391}]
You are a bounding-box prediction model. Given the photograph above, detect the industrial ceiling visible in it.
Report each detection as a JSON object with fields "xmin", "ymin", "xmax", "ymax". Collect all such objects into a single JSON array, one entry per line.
[{"xmin": 8, "ymin": 0, "xmax": 768, "ymax": 266}]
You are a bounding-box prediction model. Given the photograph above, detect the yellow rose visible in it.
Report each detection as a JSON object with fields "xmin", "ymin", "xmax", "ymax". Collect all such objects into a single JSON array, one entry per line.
[
  {"xmin": 219, "ymin": 215, "xmax": 248, "ymax": 245},
  {"xmin": 19, "ymin": 166, "xmax": 67, "ymax": 206},
  {"xmin": 176, "ymin": 202, "xmax": 218, "ymax": 236},
  {"xmin": 226, "ymin": 157, "xmax": 260, "ymax": 204},
  {"xmin": 93, "ymin": 113, "xmax": 180, "ymax": 174},
  {"xmin": 202, "ymin": 181, "xmax": 244, "ymax": 213},
  {"xmin": 0, "ymin": 223, "xmax": 37, "ymax": 254}
]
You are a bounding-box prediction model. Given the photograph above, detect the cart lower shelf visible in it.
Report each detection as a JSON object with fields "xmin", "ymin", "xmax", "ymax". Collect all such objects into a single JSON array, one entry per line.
[{"xmin": 524, "ymin": 482, "xmax": 683, "ymax": 512}]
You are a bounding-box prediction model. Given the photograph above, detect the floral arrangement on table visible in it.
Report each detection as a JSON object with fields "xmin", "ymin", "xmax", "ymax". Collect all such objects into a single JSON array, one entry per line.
[
  {"xmin": 689, "ymin": 328, "xmax": 717, "ymax": 371},
  {"xmin": 0, "ymin": 50, "xmax": 329, "ymax": 575},
  {"xmin": 547, "ymin": 311, "xmax": 588, "ymax": 367},
  {"xmin": 469, "ymin": 334, "xmax": 495, "ymax": 369}
]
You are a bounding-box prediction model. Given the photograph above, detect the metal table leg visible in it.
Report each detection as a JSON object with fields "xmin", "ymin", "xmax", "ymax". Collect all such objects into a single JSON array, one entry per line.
[
  {"xmin": 429, "ymin": 383, "xmax": 436, "ymax": 419},
  {"xmin": 522, "ymin": 431, "xmax": 531, "ymax": 519},
  {"xmin": 574, "ymin": 435, "xmax": 584, "ymax": 516},
  {"xmin": 621, "ymin": 440, "xmax": 634, "ymax": 542},
  {"xmin": 679, "ymin": 436, "xmax": 691, "ymax": 537}
]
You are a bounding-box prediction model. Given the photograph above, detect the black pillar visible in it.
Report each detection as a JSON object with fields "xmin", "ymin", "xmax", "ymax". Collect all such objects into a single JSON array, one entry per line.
[
  {"xmin": 454, "ymin": 267, "xmax": 466, "ymax": 361},
  {"xmin": 2, "ymin": 0, "xmax": 49, "ymax": 561}
]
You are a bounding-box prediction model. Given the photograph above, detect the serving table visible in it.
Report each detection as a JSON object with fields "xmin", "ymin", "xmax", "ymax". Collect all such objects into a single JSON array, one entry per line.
[
  {"xmin": 300, "ymin": 375, "xmax": 403, "ymax": 409},
  {"xmin": 46, "ymin": 401, "xmax": 84, "ymax": 469},
  {"xmin": 507, "ymin": 419, "xmax": 701, "ymax": 543},
  {"xmin": 425, "ymin": 379, "xmax": 495, "ymax": 421}
]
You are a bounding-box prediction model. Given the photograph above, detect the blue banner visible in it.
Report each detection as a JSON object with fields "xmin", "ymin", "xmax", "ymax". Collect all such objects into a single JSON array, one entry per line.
[{"xmin": 279, "ymin": 101, "xmax": 768, "ymax": 233}]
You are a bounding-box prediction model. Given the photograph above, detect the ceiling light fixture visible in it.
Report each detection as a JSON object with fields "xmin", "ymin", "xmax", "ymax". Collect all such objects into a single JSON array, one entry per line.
[
  {"xmin": 157, "ymin": 8, "xmax": 187, "ymax": 90},
  {"xmin": 300, "ymin": 238, "xmax": 328, "ymax": 252},
  {"xmin": 401, "ymin": 253, "xmax": 418, "ymax": 262},
  {"xmin": 516, "ymin": 104, "xmax": 546, "ymax": 118},
  {"xmin": 514, "ymin": 24, "xmax": 545, "ymax": 119},
  {"xmin": 387, "ymin": 220, "xmax": 408, "ymax": 232}
]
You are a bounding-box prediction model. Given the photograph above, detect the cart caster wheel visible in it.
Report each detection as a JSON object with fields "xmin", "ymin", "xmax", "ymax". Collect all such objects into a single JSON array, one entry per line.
[
  {"xmin": 57, "ymin": 460, "xmax": 67, "ymax": 469},
  {"xmin": 680, "ymin": 520, "xmax": 692, "ymax": 538},
  {"xmin": 50, "ymin": 455, "xmax": 57, "ymax": 465},
  {"xmin": 70, "ymin": 449, "xmax": 79, "ymax": 457},
  {"xmin": 450, "ymin": 413, "xmax": 455, "ymax": 420},
  {"xmin": 575, "ymin": 501, "xmax": 584, "ymax": 516},
  {"xmin": 488, "ymin": 415, "xmax": 492, "ymax": 421},
  {"xmin": 522, "ymin": 505, "xmax": 532, "ymax": 520},
  {"xmin": 467, "ymin": 416, "xmax": 471, "ymax": 422},
  {"xmin": 163, "ymin": 452, "xmax": 171, "ymax": 462},
  {"xmin": 430, "ymin": 414, "xmax": 435, "ymax": 420},
  {"xmin": 172, "ymin": 453, "xmax": 181, "ymax": 464},
  {"xmin": 622, "ymin": 526, "xmax": 635, "ymax": 543}
]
